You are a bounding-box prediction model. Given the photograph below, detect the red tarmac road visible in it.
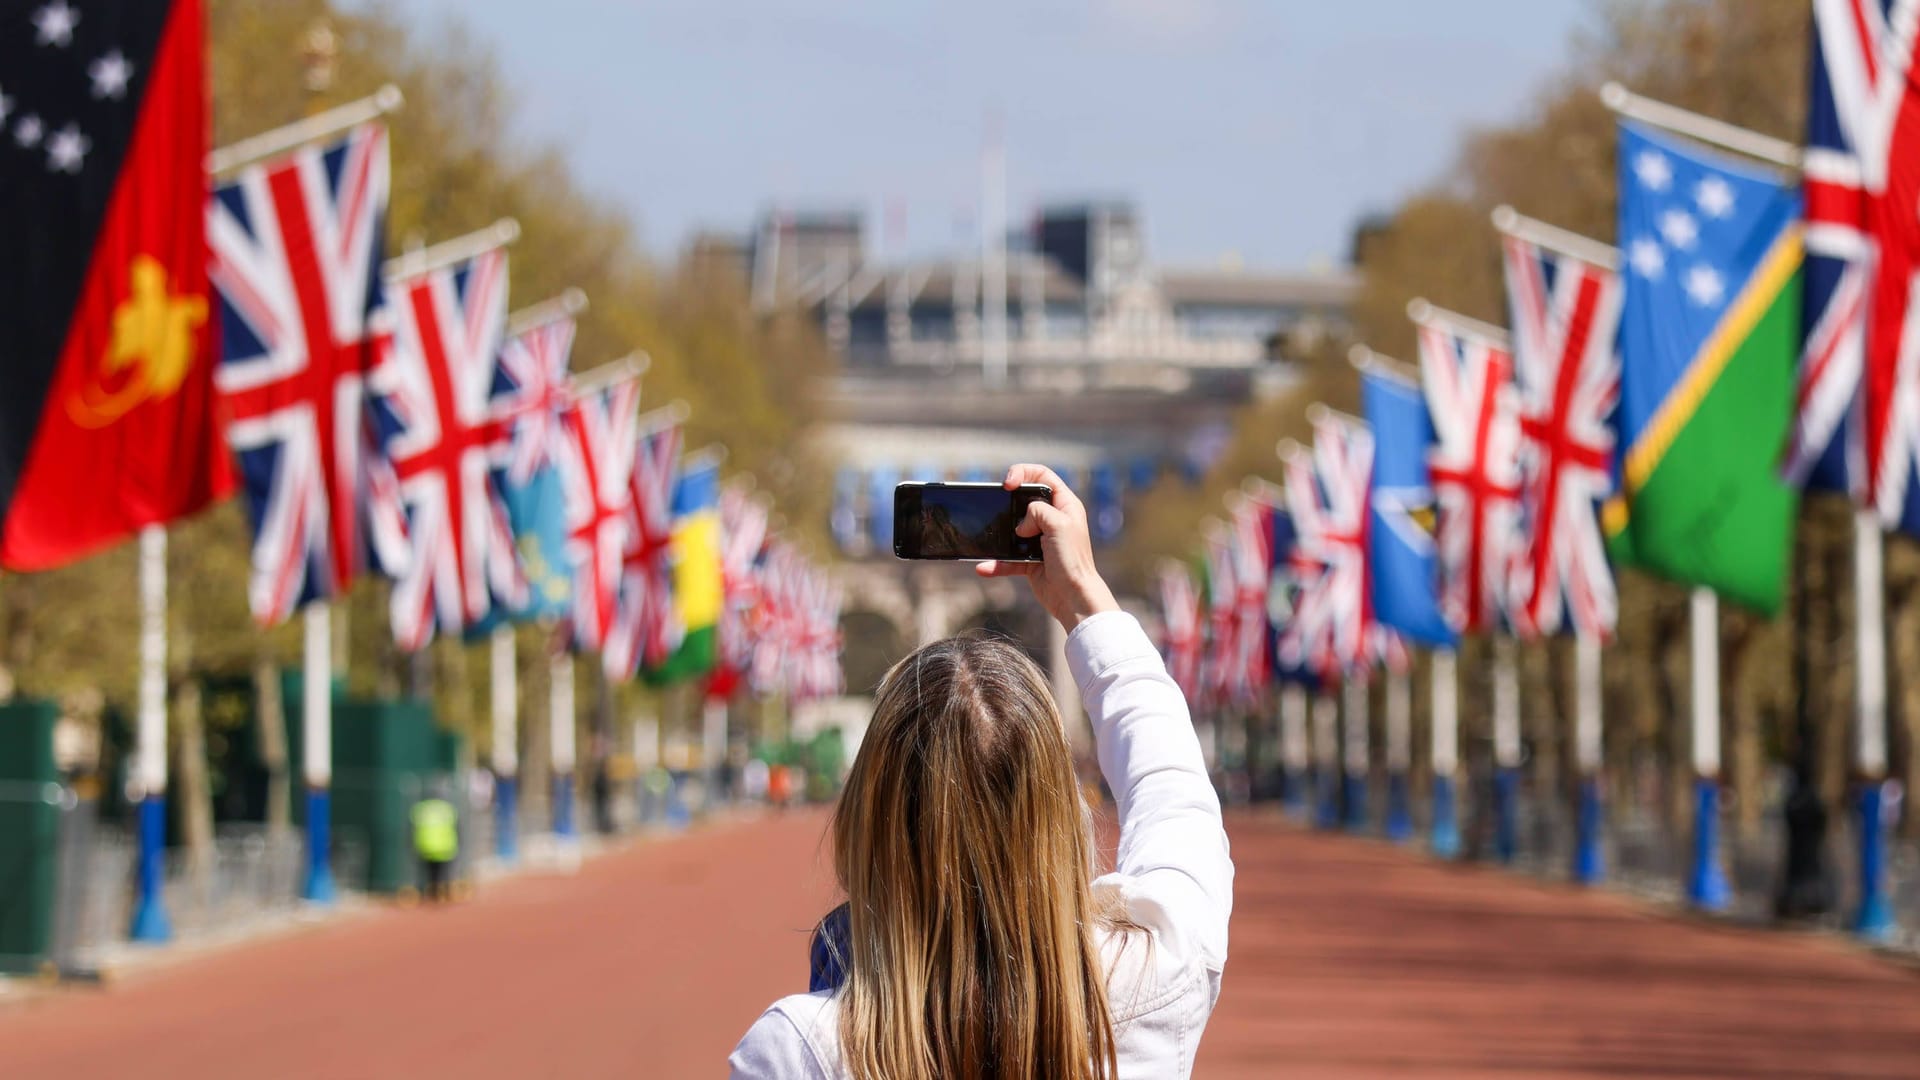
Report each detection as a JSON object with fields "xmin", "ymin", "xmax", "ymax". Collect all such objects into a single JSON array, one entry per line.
[{"xmin": 2, "ymin": 810, "xmax": 1919, "ymax": 1078}]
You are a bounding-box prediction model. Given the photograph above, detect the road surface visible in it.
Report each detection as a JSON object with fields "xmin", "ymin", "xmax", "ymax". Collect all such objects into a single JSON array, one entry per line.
[{"xmin": 2, "ymin": 810, "xmax": 1918, "ymax": 1077}]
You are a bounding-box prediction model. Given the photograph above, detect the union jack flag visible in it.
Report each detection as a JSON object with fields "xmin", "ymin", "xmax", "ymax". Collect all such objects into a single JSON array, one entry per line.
[
  {"xmin": 712, "ymin": 482, "xmax": 770, "ymax": 697},
  {"xmin": 371, "ymin": 248, "xmax": 518, "ymax": 650},
  {"xmin": 1279, "ymin": 414, "xmax": 1379, "ymax": 680},
  {"xmin": 604, "ymin": 418, "xmax": 684, "ymax": 678},
  {"xmin": 1201, "ymin": 525, "xmax": 1237, "ymax": 706},
  {"xmin": 553, "ymin": 377, "xmax": 640, "ymax": 660},
  {"xmin": 749, "ymin": 538, "xmax": 801, "ymax": 698},
  {"xmin": 1226, "ymin": 496, "xmax": 1272, "ymax": 705},
  {"xmin": 1158, "ymin": 562, "xmax": 1203, "ymax": 706},
  {"xmin": 1414, "ymin": 308, "xmax": 1526, "ymax": 634},
  {"xmin": 494, "ymin": 315, "xmax": 575, "ymax": 486},
  {"xmin": 1501, "ymin": 233, "xmax": 1622, "ymax": 638},
  {"xmin": 1792, "ymin": 0, "xmax": 1920, "ymax": 534},
  {"xmin": 793, "ymin": 565, "xmax": 844, "ymax": 702},
  {"xmin": 210, "ymin": 123, "xmax": 406, "ymax": 625}
]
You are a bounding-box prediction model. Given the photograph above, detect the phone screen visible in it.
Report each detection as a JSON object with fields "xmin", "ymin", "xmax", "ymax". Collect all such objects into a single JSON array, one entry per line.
[{"xmin": 894, "ymin": 483, "xmax": 1049, "ymax": 561}]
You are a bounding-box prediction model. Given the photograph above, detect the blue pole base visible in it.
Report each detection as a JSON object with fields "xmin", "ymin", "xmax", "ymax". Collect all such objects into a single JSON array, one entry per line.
[
  {"xmin": 129, "ymin": 794, "xmax": 172, "ymax": 943},
  {"xmin": 1573, "ymin": 775, "xmax": 1605, "ymax": 885},
  {"xmin": 1281, "ymin": 765, "xmax": 1308, "ymax": 819},
  {"xmin": 552, "ymin": 772, "xmax": 576, "ymax": 839},
  {"xmin": 1384, "ymin": 771, "xmax": 1412, "ymax": 843},
  {"xmin": 1430, "ymin": 774, "xmax": 1460, "ymax": 859},
  {"xmin": 1314, "ymin": 766, "xmax": 1340, "ymax": 830},
  {"xmin": 1492, "ymin": 767, "xmax": 1520, "ymax": 864},
  {"xmin": 1688, "ymin": 777, "xmax": 1731, "ymax": 911},
  {"xmin": 1853, "ymin": 781, "xmax": 1897, "ymax": 941},
  {"xmin": 1342, "ymin": 771, "xmax": 1369, "ymax": 834},
  {"xmin": 494, "ymin": 775, "xmax": 519, "ymax": 863},
  {"xmin": 302, "ymin": 786, "xmax": 337, "ymax": 905},
  {"xmin": 666, "ymin": 774, "xmax": 691, "ymax": 828}
]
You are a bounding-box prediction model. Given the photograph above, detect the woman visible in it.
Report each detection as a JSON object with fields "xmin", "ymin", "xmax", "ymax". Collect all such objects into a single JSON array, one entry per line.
[{"xmin": 730, "ymin": 465, "xmax": 1232, "ymax": 1079}]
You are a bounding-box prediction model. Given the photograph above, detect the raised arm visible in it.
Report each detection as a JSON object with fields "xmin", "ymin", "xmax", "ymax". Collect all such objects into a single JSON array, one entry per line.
[{"xmin": 978, "ymin": 465, "xmax": 1233, "ymax": 972}]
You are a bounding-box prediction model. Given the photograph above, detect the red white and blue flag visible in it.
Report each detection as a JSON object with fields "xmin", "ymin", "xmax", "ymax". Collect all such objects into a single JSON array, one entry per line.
[
  {"xmin": 711, "ymin": 481, "xmax": 770, "ymax": 698},
  {"xmin": 371, "ymin": 247, "xmax": 518, "ymax": 650},
  {"xmin": 1158, "ymin": 562, "xmax": 1203, "ymax": 706},
  {"xmin": 552, "ymin": 376, "xmax": 639, "ymax": 660},
  {"xmin": 1414, "ymin": 308, "xmax": 1526, "ymax": 634},
  {"xmin": 211, "ymin": 123, "xmax": 407, "ymax": 625},
  {"xmin": 1280, "ymin": 414, "xmax": 1379, "ymax": 680},
  {"xmin": 793, "ymin": 564, "xmax": 844, "ymax": 702},
  {"xmin": 494, "ymin": 315, "xmax": 574, "ymax": 486},
  {"xmin": 605, "ymin": 418, "xmax": 683, "ymax": 678},
  {"xmin": 1201, "ymin": 525, "xmax": 1238, "ymax": 706},
  {"xmin": 1226, "ymin": 496, "xmax": 1272, "ymax": 705},
  {"xmin": 1501, "ymin": 234, "xmax": 1622, "ymax": 638},
  {"xmin": 749, "ymin": 538, "xmax": 801, "ymax": 698},
  {"xmin": 1794, "ymin": 0, "xmax": 1920, "ymax": 534}
]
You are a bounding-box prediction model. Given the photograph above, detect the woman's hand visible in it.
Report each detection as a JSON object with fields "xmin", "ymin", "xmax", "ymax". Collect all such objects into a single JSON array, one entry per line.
[{"xmin": 976, "ymin": 464, "xmax": 1119, "ymax": 632}]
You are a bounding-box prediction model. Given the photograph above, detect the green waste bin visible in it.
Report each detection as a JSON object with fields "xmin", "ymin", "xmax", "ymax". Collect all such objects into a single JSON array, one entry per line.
[{"xmin": 0, "ymin": 701, "xmax": 59, "ymax": 974}]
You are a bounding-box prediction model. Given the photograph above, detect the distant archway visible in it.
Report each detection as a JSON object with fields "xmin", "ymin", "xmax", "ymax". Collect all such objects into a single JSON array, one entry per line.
[
  {"xmin": 952, "ymin": 600, "xmax": 1050, "ymax": 670},
  {"xmin": 840, "ymin": 608, "xmax": 909, "ymax": 696}
]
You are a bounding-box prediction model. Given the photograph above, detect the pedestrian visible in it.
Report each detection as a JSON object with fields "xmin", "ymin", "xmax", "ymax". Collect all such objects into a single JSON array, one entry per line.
[
  {"xmin": 729, "ymin": 465, "xmax": 1233, "ymax": 1079},
  {"xmin": 411, "ymin": 787, "xmax": 459, "ymax": 904}
]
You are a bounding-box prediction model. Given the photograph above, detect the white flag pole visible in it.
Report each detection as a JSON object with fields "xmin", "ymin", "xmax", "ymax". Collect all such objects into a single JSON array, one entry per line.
[
  {"xmin": 1281, "ymin": 683, "xmax": 1310, "ymax": 818},
  {"xmin": 1852, "ymin": 510, "xmax": 1895, "ymax": 937},
  {"xmin": 1385, "ymin": 668, "xmax": 1413, "ymax": 842},
  {"xmin": 1573, "ymin": 635, "xmax": 1605, "ymax": 884},
  {"xmin": 299, "ymin": 601, "xmax": 336, "ymax": 904},
  {"xmin": 1491, "ymin": 637, "xmax": 1522, "ymax": 863},
  {"xmin": 490, "ymin": 625, "xmax": 519, "ymax": 863},
  {"xmin": 550, "ymin": 651, "xmax": 577, "ymax": 842},
  {"xmin": 1342, "ymin": 677, "xmax": 1370, "ymax": 833},
  {"xmin": 1430, "ymin": 647, "xmax": 1461, "ymax": 858},
  {"xmin": 129, "ymin": 526, "xmax": 171, "ymax": 942},
  {"xmin": 1687, "ymin": 587, "xmax": 1730, "ymax": 909}
]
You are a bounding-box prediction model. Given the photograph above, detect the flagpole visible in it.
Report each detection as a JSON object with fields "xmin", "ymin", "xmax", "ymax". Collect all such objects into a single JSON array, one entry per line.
[
  {"xmin": 1688, "ymin": 587, "xmax": 1731, "ymax": 909},
  {"xmin": 207, "ymin": 84, "xmax": 403, "ymax": 176},
  {"xmin": 1385, "ymin": 667, "xmax": 1413, "ymax": 843},
  {"xmin": 383, "ymin": 218, "xmax": 520, "ymax": 281},
  {"xmin": 505, "ymin": 288, "xmax": 588, "ymax": 338},
  {"xmin": 1573, "ymin": 635, "xmax": 1605, "ymax": 884},
  {"xmin": 550, "ymin": 650, "xmax": 577, "ymax": 846},
  {"xmin": 1407, "ymin": 298, "xmax": 1512, "ymax": 350},
  {"xmin": 490, "ymin": 625, "xmax": 519, "ymax": 864},
  {"xmin": 1430, "ymin": 648, "xmax": 1461, "ymax": 858},
  {"xmin": 1313, "ymin": 692, "xmax": 1340, "ymax": 829},
  {"xmin": 299, "ymin": 601, "xmax": 337, "ymax": 904},
  {"xmin": 1490, "ymin": 206, "xmax": 1623, "ymax": 270},
  {"xmin": 1599, "ymin": 82, "xmax": 1801, "ymax": 170},
  {"xmin": 1491, "ymin": 637, "xmax": 1522, "ymax": 864},
  {"xmin": 1281, "ymin": 683, "xmax": 1310, "ymax": 819},
  {"xmin": 1342, "ymin": 677, "xmax": 1370, "ymax": 833},
  {"xmin": 129, "ymin": 526, "xmax": 171, "ymax": 942},
  {"xmin": 1852, "ymin": 510, "xmax": 1895, "ymax": 938}
]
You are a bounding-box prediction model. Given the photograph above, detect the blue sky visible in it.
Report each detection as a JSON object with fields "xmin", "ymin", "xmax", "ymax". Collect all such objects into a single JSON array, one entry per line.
[{"xmin": 368, "ymin": 1, "xmax": 1593, "ymax": 270}]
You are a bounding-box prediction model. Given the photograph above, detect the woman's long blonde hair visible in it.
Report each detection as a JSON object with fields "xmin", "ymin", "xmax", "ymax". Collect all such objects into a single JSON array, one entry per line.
[{"xmin": 830, "ymin": 632, "xmax": 1123, "ymax": 1080}]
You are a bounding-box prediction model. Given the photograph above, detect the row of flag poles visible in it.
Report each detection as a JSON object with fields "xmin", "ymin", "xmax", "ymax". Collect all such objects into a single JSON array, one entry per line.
[
  {"xmin": 1161, "ymin": 30, "xmax": 1920, "ymax": 939},
  {"xmin": 0, "ymin": 2, "xmax": 841, "ymax": 943}
]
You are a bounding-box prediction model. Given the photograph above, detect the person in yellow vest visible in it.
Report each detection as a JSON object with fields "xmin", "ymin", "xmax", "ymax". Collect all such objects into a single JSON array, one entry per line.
[{"xmin": 411, "ymin": 791, "xmax": 460, "ymax": 903}]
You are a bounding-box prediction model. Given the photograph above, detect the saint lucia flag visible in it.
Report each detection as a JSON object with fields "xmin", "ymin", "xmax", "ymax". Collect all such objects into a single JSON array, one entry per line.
[
  {"xmin": 1361, "ymin": 364, "xmax": 1456, "ymax": 648},
  {"xmin": 645, "ymin": 453, "xmax": 723, "ymax": 685},
  {"xmin": 1605, "ymin": 121, "xmax": 1799, "ymax": 614}
]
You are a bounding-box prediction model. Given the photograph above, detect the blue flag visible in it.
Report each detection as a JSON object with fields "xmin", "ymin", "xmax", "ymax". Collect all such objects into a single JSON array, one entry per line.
[
  {"xmin": 1362, "ymin": 367, "xmax": 1456, "ymax": 648},
  {"xmin": 464, "ymin": 462, "xmax": 572, "ymax": 639}
]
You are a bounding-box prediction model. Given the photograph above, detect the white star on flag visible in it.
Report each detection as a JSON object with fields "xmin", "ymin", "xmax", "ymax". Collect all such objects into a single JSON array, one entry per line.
[
  {"xmin": 1682, "ymin": 264, "xmax": 1725, "ymax": 308},
  {"xmin": 1633, "ymin": 149, "xmax": 1672, "ymax": 191},
  {"xmin": 89, "ymin": 50, "xmax": 133, "ymax": 100},
  {"xmin": 1694, "ymin": 176, "xmax": 1735, "ymax": 219},
  {"xmin": 45, "ymin": 122, "xmax": 88, "ymax": 173},
  {"xmin": 1629, "ymin": 237, "xmax": 1665, "ymax": 280},
  {"xmin": 32, "ymin": 1, "xmax": 79, "ymax": 48},
  {"xmin": 1658, "ymin": 208, "xmax": 1699, "ymax": 250},
  {"xmin": 16, "ymin": 114, "xmax": 43, "ymax": 148}
]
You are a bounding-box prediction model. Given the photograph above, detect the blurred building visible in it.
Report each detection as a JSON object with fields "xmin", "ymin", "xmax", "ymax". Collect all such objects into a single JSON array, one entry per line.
[{"xmin": 700, "ymin": 199, "xmax": 1356, "ymax": 690}]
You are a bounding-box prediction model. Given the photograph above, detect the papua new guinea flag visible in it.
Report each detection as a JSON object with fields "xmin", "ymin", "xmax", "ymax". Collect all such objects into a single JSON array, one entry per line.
[{"xmin": 0, "ymin": 0, "xmax": 232, "ymax": 570}]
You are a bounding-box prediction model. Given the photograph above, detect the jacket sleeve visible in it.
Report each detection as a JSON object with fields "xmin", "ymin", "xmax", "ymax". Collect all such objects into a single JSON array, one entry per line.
[
  {"xmin": 729, "ymin": 1005, "xmax": 827, "ymax": 1080},
  {"xmin": 1070, "ymin": 611, "xmax": 1233, "ymax": 973}
]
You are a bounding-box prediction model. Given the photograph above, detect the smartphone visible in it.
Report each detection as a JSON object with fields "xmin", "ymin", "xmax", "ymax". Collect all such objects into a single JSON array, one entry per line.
[{"xmin": 893, "ymin": 482, "xmax": 1051, "ymax": 562}]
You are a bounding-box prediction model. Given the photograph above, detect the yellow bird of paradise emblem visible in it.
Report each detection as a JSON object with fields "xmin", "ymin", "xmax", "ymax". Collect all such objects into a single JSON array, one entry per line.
[{"xmin": 67, "ymin": 255, "xmax": 208, "ymax": 429}]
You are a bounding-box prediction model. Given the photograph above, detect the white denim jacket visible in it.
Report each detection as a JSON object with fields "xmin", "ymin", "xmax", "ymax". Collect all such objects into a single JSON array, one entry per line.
[{"xmin": 729, "ymin": 611, "xmax": 1234, "ymax": 1079}]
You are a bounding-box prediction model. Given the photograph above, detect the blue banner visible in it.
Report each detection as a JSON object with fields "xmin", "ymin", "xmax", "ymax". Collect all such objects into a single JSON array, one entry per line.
[
  {"xmin": 465, "ymin": 462, "xmax": 571, "ymax": 638},
  {"xmin": 1362, "ymin": 367, "xmax": 1457, "ymax": 648}
]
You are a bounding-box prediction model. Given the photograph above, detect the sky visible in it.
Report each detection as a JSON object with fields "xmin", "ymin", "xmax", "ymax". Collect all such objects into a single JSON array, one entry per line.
[{"xmin": 367, "ymin": 0, "xmax": 1594, "ymax": 271}]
